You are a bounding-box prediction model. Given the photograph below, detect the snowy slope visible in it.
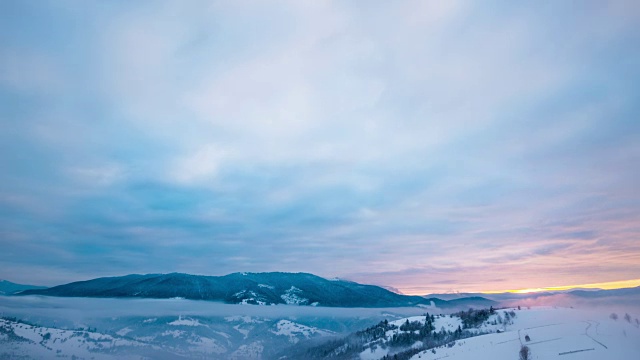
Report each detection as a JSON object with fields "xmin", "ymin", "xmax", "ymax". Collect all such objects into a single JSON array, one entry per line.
[{"xmin": 410, "ymin": 307, "xmax": 640, "ymax": 360}]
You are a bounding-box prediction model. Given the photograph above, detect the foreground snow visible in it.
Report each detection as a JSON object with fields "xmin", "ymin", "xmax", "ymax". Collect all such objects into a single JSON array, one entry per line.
[{"xmin": 410, "ymin": 307, "xmax": 640, "ymax": 360}]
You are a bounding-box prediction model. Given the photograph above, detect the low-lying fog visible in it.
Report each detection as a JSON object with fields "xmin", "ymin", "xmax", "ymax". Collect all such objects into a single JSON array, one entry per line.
[
  {"xmin": 0, "ymin": 295, "xmax": 431, "ymax": 332},
  {"xmin": 2, "ymin": 292, "xmax": 638, "ymax": 331}
]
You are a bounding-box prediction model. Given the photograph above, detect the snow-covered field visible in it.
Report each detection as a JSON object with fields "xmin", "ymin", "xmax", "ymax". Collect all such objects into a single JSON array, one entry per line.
[{"xmin": 410, "ymin": 307, "xmax": 640, "ymax": 360}]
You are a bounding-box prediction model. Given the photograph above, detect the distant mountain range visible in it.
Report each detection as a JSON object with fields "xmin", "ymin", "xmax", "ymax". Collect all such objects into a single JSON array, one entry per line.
[
  {"xmin": 425, "ymin": 286, "xmax": 640, "ymax": 302},
  {"xmin": 18, "ymin": 272, "xmax": 495, "ymax": 308},
  {"xmin": 0, "ymin": 280, "xmax": 47, "ymax": 295}
]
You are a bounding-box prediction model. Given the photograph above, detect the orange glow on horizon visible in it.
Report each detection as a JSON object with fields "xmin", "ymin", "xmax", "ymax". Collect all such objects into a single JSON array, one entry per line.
[{"xmin": 480, "ymin": 278, "xmax": 640, "ymax": 294}]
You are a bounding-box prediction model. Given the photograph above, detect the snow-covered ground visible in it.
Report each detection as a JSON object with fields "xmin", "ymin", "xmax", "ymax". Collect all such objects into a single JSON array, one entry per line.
[
  {"xmin": 410, "ymin": 307, "xmax": 640, "ymax": 360},
  {"xmin": 0, "ymin": 318, "xmax": 152, "ymax": 359},
  {"xmin": 168, "ymin": 315, "xmax": 206, "ymax": 327},
  {"xmin": 280, "ymin": 286, "xmax": 310, "ymax": 305}
]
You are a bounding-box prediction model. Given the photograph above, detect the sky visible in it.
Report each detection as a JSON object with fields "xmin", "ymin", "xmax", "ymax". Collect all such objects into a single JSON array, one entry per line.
[{"xmin": 0, "ymin": 0, "xmax": 639, "ymax": 295}]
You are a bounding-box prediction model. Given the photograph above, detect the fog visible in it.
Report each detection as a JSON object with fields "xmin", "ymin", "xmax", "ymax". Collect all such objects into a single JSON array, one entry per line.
[
  {"xmin": 0, "ymin": 295, "xmax": 431, "ymax": 331},
  {"xmin": 499, "ymin": 293, "xmax": 640, "ymax": 314},
  {"xmin": 2, "ymin": 293, "xmax": 639, "ymax": 334}
]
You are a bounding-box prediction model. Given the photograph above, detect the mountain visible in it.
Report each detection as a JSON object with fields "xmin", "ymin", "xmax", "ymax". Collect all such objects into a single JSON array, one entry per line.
[
  {"xmin": 19, "ymin": 272, "xmax": 448, "ymax": 307},
  {"xmin": 427, "ymin": 286, "xmax": 640, "ymax": 304},
  {"xmin": 568, "ymin": 286, "xmax": 640, "ymax": 298},
  {"xmin": 0, "ymin": 280, "xmax": 47, "ymax": 295}
]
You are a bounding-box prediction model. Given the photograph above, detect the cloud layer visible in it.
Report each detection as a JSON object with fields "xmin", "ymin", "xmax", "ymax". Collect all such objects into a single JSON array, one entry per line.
[{"xmin": 1, "ymin": 0, "xmax": 639, "ymax": 293}]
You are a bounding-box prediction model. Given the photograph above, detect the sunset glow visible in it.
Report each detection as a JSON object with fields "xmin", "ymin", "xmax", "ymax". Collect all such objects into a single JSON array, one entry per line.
[{"xmin": 482, "ymin": 278, "xmax": 640, "ymax": 294}]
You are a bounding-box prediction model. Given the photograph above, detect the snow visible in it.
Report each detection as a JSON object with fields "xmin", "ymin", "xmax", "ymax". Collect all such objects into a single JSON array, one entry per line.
[
  {"xmin": 186, "ymin": 336, "xmax": 226, "ymax": 354},
  {"xmin": 409, "ymin": 307, "xmax": 640, "ymax": 360},
  {"xmin": 230, "ymin": 340, "xmax": 264, "ymax": 359},
  {"xmin": 258, "ymin": 284, "xmax": 275, "ymax": 289},
  {"xmin": 433, "ymin": 314, "xmax": 463, "ymax": 331},
  {"xmin": 225, "ymin": 315, "xmax": 263, "ymax": 323},
  {"xmin": 270, "ymin": 319, "xmax": 332, "ymax": 343},
  {"xmin": 233, "ymin": 324, "xmax": 251, "ymax": 338},
  {"xmin": 168, "ymin": 316, "xmax": 205, "ymax": 326},
  {"xmin": 280, "ymin": 286, "xmax": 309, "ymax": 305},
  {"xmin": 116, "ymin": 327, "xmax": 133, "ymax": 336},
  {"xmin": 240, "ymin": 298, "xmax": 268, "ymax": 305},
  {"xmin": 0, "ymin": 318, "xmax": 149, "ymax": 360},
  {"xmin": 160, "ymin": 329, "xmax": 186, "ymax": 338},
  {"xmin": 234, "ymin": 290, "xmax": 269, "ymax": 305}
]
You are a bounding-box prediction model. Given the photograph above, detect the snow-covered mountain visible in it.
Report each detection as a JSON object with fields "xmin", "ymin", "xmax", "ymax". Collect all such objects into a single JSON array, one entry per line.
[
  {"xmin": 18, "ymin": 272, "xmax": 492, "ymax": 308},
  {"xmin": 0, "ymin": 314, "xmax": 336, "ymax": 359}
]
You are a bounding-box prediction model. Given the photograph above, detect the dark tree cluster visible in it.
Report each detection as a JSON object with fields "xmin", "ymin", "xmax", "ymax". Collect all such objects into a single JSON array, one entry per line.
[
  {"xmin": 356, "ymin": 319, "xmax": 398, "ymax": 343},
  {"xmin": 454, "ymin": 308, "xmax": 492, "ymax": 329}
]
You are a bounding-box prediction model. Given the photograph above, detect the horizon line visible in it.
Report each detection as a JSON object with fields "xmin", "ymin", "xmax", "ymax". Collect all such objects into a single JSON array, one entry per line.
[{"xmin": 476, "ymin": 278, "xmax": 640, "ymax": 295}]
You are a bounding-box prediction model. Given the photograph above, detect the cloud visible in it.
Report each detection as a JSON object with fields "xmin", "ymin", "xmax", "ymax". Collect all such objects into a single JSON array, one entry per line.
[
  {"xmin": 0, "ymin": 1, "xmax": 639, "ymax": 293},
  {"xmin": 169, "ymin": 145, "xmax": 227, "ymax": 185}
]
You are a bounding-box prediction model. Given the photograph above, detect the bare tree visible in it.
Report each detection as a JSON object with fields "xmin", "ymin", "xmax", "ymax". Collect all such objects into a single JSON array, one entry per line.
[
  {"xmin": 624, "ymin": 313, "xmax": 631, "ymax": 323},
  {"xmin": 519, "ymin": 345, "xmax": 530, "ymax": 360},
  {"xmin": 610, "ymin": 313, "xmax": 618, "ymax": 321}
]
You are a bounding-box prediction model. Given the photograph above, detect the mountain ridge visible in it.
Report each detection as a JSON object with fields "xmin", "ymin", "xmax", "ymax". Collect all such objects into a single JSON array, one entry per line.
[
  {"xmin": 0, "ymin": 280, "xmax": 47, "ymax": 295},
  {"xmin": 18, "ymin": 272, "xmax": 494, "ymax": 308}
]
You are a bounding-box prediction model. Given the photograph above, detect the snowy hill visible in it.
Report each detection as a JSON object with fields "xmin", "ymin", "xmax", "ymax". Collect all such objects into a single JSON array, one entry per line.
[
  {"xmin": 409, "ymin": 307, "xmax": 640, "ymax": 360},
  {"xmin": 298, "ymin": 307, "xmax": 640, "ymax": 360},
  {"xmin": 295, "ymin": 308, "xmax": 499, "ymax": 359},
  {"xmin": 0, "ymin": 317, "xmax": 164, "ymax": 359},
  {"xmin": 18, "ymin": 272, "xmax": 492, "ymax": 308},
  {"xmin": 0, "ymin": 314, "xmax": 336, "ymax": 359}
]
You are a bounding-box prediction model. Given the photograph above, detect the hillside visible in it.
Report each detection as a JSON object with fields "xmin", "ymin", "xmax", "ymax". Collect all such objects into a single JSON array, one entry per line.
[{"xmin": 294, "ymin": 307, "xmax": 640, "ymax": 360}]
